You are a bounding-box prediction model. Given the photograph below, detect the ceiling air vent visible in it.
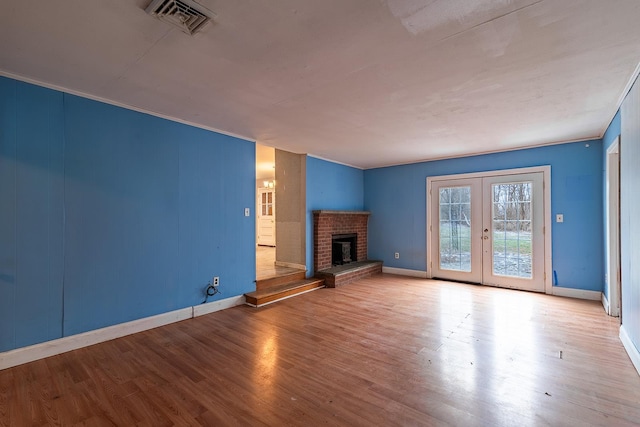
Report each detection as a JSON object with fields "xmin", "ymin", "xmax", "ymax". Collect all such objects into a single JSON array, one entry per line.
[{"xmin": 145, "ymin": 0, "xmax": 216, "ymax": 35}]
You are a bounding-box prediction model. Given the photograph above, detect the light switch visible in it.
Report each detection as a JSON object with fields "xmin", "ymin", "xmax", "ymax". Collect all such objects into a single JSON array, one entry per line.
[
  {"xmin": 244, "ymin": 208, "xmax": 250, "ymax": 217},
  {"xmin": 556, "ymin": 214, "xmax": 564, "ymax": 223}
]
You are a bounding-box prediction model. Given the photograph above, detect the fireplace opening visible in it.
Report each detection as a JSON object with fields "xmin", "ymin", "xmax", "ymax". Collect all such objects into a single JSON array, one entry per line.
[{"xmin": 332, "ymin": 233, "xmax": 357, "ymax": 266}]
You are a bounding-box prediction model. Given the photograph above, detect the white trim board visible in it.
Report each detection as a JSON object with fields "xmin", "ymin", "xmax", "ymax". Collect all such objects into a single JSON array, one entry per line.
[
  {"xmin": 551, "ymin": 287, "xmax": 602, "ymax": 301},
  {"xmin": 382, "ymin": 267, "xmax": 428, "ymax": 278},
  {"xmin": 367, "ymin": 138, "xmax": 598, "ymax": 170},
  {"xmin": 0, "ymin": 295, "xmax": 245, "ymax": 371},
  {"xmin": 426, "ymin": 165, "xmax": 551, "ymax": 183},
  {"xmin": 606, "ymin": 60, "xmax": 640, "ymax": 138},
  {"xmin": 605, "ymin": 137, "xmax": 621, "ymax": 317},
  {"xmin": 306, "ymin": 154, "xmax": 363, "ymax": 170},
  {"xmin": 602, "ymin": 293, "xmax": 610, "ymax": 315},
  {"xmin": 620, "ymin": 325, "xmax": 640, "ymax": 377},
  {"xmin": 193, "ymin": 296, "xmax": 246, "ymax": 317},
  {"xmin": 383, "ymin": 264, "xmax": 599, "ymax": 302}
]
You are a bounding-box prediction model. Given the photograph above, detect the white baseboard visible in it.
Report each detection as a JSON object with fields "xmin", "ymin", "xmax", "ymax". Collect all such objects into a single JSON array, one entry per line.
[
  {"xmin": 620, "ymin": 325, "xmax": 640, "ymax": 377},
  {"xmin": 0, "ymin": 295, "xmax": 245, "ymax": 371},
  {"xmin": 193, "ymin": 295, "xmax": 245, "ymax": 317},
  {"xmin": 602, "ymin": 293, "xmax": 610, "ymax": 315},
  {"xmin": 382, "ymin": 267, "xmax": 428, "ymax": 278},
  {"xmin": 551, "ymin": 287, "xmax": 602, "ymax": 301},
  {"xmin": 274, "ymin": 261, "xmax": 306, "ymax": 270}
]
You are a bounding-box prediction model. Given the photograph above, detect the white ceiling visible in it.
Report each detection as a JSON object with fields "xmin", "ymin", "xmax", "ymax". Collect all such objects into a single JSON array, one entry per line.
[{"xmin": 1, "ymin": 0, "xmax": 639, "ymax": 169}]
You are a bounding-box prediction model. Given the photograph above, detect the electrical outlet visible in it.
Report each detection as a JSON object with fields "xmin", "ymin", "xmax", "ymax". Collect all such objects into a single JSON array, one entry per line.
[
  {"xmin": 394, "ymin": 252, "xmax": 400, "ymax": 259},
  {"xmin": 213, "ymin": 276, "xmax": 220, "ymax": 287}
]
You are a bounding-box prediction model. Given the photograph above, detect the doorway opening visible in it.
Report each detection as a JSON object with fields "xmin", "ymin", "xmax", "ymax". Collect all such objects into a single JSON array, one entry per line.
[
  {"xmin": 605, "ymin": 137, "xmax": 621, "ymax": 318},
  {"xmin": 255, "ymin": 145, "xmax": 306, "ymax": 282},
  {"xmin": 427, "ymin": 166, "xmax": 551, "ymax": 293},
  {"xmin": 256, "ymin": 144, "xmax": 277, "ymax": 280}
]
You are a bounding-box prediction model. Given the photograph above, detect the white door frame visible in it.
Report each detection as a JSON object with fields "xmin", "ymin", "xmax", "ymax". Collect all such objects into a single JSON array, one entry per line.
[
  {"xmin": 605, "ymin": 137, "xmax": 621, "ymax": 317},
  {"xmin": 427, "ymin": 165, "xmax": 552, "ymax": 294}
]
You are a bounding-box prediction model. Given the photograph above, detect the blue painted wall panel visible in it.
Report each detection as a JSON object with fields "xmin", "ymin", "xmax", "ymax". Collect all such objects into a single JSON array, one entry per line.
[
  {"xmin": 0, "ymin": 77, "xmax": 256, "ymax": 352},
  {"xmin": 0, "ymin": 78, "xmax": 17, "ymax": 352},
  {"xmin": 364, "ymin": 141, "xmax": 604, "ymax": 291},
  {"xmin": 15, "ymin": 83, "xmax": 65, "ymax": 347},
  {"xmin": 178, "ymin": 127, "xmax": 255, "ymax": 307},
  {"xmin": 62, "ymin": 95, "xmax": 181, "ymax": 335},
  {"xmin": 0, "ymin": 79, "xmax": 65, "ymax": 351},
  {"xmin": 305, "ymin": 156, "xmax": 364, "ymax": 275}
]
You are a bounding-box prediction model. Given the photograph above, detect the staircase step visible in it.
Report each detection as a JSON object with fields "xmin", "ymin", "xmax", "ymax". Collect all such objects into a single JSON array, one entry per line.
[
  {"xmin": 245, "ymin": 278, "xmax": 325, "ymax": 307},
  {"xmin": 256, "ymin": 270, "xmax": 306, "ymax": 291}
]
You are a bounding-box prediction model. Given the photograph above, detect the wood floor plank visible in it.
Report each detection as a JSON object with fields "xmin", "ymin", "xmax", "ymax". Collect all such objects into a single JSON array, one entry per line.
[{"xmin": 1, "ymin": 274, "xmax": 639, "ymax": 426}]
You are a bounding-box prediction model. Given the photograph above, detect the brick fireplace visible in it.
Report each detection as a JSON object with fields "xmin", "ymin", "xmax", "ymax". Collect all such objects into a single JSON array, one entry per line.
[
  {"xmin": 313, "ymin": 210, "xmax": 381, "ymax": 287},
  {"xmin": 313, "ymin": 210, "xmax": 369, "ymax": 270}
]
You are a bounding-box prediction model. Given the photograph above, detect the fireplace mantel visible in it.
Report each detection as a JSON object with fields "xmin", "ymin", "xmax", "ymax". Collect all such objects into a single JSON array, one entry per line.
[{"xmin": 312, "ymin": 210, "xmax": 371, "ymax": 216}]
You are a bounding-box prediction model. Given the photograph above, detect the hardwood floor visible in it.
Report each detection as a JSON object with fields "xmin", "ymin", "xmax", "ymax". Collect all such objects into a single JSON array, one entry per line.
[{"xmin": 2, "ymin": 275, "xmax": 639, "ymax": 426}]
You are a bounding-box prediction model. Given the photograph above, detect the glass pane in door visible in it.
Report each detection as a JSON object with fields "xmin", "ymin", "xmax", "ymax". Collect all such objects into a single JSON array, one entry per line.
[
  {"xmin": 439, "ymin": 186, "xmax": 472, "ymax": 272},
  {"xmin": 492, "ymin": 182, "xmax": 532, "ymax": 278}
]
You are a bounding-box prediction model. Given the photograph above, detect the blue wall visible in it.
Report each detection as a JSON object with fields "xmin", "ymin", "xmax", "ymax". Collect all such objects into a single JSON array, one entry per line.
[
  {"xmin": 0, "ymin": 77, "xmax": 255, "ymax": 352},
  {"xmin": 305, "ymin": 156, "xmax": 364, "ymax": 275},
  {"xmin": 0, "ymin": 79, "xmax": 65, "ymax": 351},
  {"xmin": 364, "ymin": 141, "xmax": 604, "ymax": 291}
]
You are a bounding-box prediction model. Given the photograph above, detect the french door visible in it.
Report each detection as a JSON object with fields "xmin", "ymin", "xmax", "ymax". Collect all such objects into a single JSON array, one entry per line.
[{"xmin": 429, "ymin": 171, "xmax": 546, "ymax": 292}]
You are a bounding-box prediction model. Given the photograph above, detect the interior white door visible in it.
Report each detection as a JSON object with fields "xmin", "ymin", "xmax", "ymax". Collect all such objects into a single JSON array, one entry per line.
[
  {"xmin": 257, "ymin": 189, "xmax": 275, "ymax": 246},
  {"xmin": 430, "ymin": 172, "xmax": 545, "ymax": 292}
]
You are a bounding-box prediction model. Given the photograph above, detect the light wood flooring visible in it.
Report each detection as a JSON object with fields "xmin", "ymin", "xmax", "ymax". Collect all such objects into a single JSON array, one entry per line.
[
  {"xmin": 256, "ymin": 245, "xmax": 302, "ymax": 281},
  {"xmin": 1, "ymin": 275, "xmax": 639, "ymax": 426}
]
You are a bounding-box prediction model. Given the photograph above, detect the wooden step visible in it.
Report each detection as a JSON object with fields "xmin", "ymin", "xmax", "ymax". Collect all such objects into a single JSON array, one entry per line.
[
  {"xmin": 256, "ymin": 270, "xmax": 306, "ymax": 291},
  {"xmin": 245, "ymin": 278, "xmax": 325, "ymax": 307}
]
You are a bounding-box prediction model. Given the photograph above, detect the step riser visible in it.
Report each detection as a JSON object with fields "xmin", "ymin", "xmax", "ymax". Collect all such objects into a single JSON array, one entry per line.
[
  {"xmin": 246, "ymin": 281, "xmax": 324, "ymax": 306},
  {"xmin": 256, "ymin": 271, "xmax": 306, "ymax": 290}
]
